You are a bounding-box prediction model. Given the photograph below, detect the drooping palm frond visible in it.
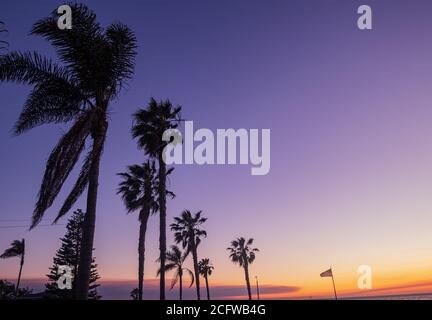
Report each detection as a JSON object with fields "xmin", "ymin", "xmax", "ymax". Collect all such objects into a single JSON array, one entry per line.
[
  {"xmin": 0, "ymin": 239, "xmax": 25, "ymax": 259},
  {"xmin": 54, "ymin": 149, "xmax": 92, "ymax": 223},
  {"xmin": 0, "ymin": 51, "xmax": 86, "ymax": 134},
  {"xmin": 31, "ymin": 114, "xmax": 93, "ymax": 228}
]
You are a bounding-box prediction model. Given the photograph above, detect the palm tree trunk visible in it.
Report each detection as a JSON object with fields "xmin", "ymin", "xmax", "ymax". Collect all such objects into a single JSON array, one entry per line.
[
  {"xmin": 191, "ymin": 245, "xmax": 201, "ymax": 300},
  {"xmin": 244, "ymin": 262, "xmax": 252, "ymax": 300},
  {"xmin": 138, "ymin": 213, "xmax": 149, "ymax": 300},
  {"xmin": 158, "ymin": 152, "xmax": 167, "ymax": 300},
  {"xmin": 205, "ymin": 274, "xmax": 210, "ymax": 300},
  {"xmin": 179, "ymin": 269, "xmax": 183, "ymax": 300},
  {"xmin": 76, "ymin": 128, "xmax": 106, "ymax": 300},
  {"xmin": 15, "ymin": 256, "xmax": 24, "ymax": 295}
]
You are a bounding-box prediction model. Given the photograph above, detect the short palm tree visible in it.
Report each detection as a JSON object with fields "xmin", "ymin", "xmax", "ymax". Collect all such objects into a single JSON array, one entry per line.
[
  {"xmin": 0, "ymin": 5, "xmax": 137, "ymax": 299},
  {"xmin": 227, "ymin": 237, "xmax": 259, "ymax": 300},
  {"xmin": 132, "ymin": 98, "xmax": 181, "ymax": 300},
  {"xmin": 117, "ymin": 161, "xmax": 158, "ymax": 300},
  {"xmin": 157, "ymin": 245, "xmax": 194, "ymax": 300},
  {"xmin": 170, "ymin": 210, "xmax": 207, "ymax": 300},
  {"xmin": 1, "ymin": 239, "xmax": 25, "ymax": 295},
  {"xmin": 198, "ymin": 258, "xmax": 214, "ymax": 300}
]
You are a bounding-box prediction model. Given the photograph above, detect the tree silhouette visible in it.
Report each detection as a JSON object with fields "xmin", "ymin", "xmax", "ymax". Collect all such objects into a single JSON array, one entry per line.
[
  {"xmin": 157, "ymin": 245, "xmax": 194, "ymax": 300},
  {"xmin": 0, "ymin": 4, "xmax": 137, "ymax": 299},
  {"xmin": 0, "ymin": 280, "xmax": 32, "ymax": 300},
  {"xmin": 117, "ymin": 161, "xmax": 158, "ymax": 300},
  {"xmin": 198, "ymin": 258, "xmax": 214, "ymax": 300},
  {"xmin": 227, "ymin": 237, "xmax": 259, "ymax": 300},
  {"xmin": 170, "ymin": 210, "xmax": 207, "ymax": 300},
  {"xmin": 45, "ymin": 209, "xmax": 100, "ymax": 299},
  {"xmin": 132, "ymin": 98, "xmax": 181, "ymax": 300},
  {"xmin": 1, "ymin": 239, "xmax": 25, "ymax": 295}
]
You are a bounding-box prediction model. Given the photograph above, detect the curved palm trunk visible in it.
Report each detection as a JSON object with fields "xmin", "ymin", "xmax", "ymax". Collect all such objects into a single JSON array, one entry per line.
[
  {"xmin": 179, "ymin": 269, "xmax": 183, "ymax": 300},
  {"xmin": 76, "ymin": 126, "xmax": 106, "ymax": 300},
  {"xmin": 191, "ymin": 245, "xmax": 201, "ymax": 300},
  {"xmin": 15, "ymin": 255, "xmax": 24, "ymax": 295},
  {"xmin": 138, "ymin": 213, "xmax": 149, "ymax": 300},
  {"xmin": 158, "ymin": 152, "xmax": 167, "ymax": 300},
  {"xmin": 244, "ymin": 262, "xmax": 252, "ymax": 300},
  {"xmin": 204, "ymin": 274, "xmax": 210, "ymax": 300}
]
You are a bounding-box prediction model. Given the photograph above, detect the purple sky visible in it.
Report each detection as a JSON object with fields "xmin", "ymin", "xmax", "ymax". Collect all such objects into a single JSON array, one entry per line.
[{"xmin": 2, "ymin": 0, "xmax": 432, "ymax": 298}]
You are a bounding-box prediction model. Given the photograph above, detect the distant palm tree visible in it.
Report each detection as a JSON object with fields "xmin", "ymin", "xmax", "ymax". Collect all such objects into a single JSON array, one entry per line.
[
  {"xmin": 170, "ymin": 210, "xmax": 207, "ymax": 300},
  {"xmin": 117, "ymin": 161, "xmax": 158, "ymax": 300},
  {"xmin": 0, "ymin": 5, "xmax": 137, "ymax": 299},
  {"xmin": 132, "ymin": 98, "xmax": 181, "ymax": 300},
  {"xmin": 198, "ymin": 258, "xmax": 214, "ymax": 300},
  {"xmin": 157, "ymin": 245, "xmax": 194, "ymax": 300},
  {"xmin": 1, "ymin": 239, "xmax": 25, "ymax": 295},
  {"xmin": 227, "ymin": 237, "xmax": 259, "ymax": 300}
]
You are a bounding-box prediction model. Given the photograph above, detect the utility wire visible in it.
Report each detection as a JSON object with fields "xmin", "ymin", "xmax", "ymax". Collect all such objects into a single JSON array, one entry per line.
[{"xmin": 0, "ymin": 224, "xmax": 66, "ymax": 229}]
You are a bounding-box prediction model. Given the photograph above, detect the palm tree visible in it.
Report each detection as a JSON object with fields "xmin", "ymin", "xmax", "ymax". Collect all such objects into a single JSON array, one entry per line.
[
  {"xmin": 0, "ymin": 5, "xmax": 137, "ymax": 299},
  {"xmin": 157, "ymin": 245, "xmax": 194, "ymax": 300},
  {"xmin": 117, "ymin": 161, "xmax": 158, "ymax": 300},
  {"xmin": 132, "ymin": 98, "xmax": 181, "ymax": 300},
  {"xmin": 1, "ymin": 239, "xmax": 25, "ymax": 295},
  {"xmin": 198, "ymin": 258, "xmax": 214, "ymax": 300},
  {"xmin": 227, "ymin": 237, "xmax": 259, "ymax": 300},
  {"xmin": 170, "ymin": 210, "xmax": 207, "ymax": 300}
]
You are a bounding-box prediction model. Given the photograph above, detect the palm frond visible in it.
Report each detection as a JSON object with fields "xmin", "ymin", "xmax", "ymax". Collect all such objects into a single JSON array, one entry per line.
[
  {"xmin": 105, "ymin": 23, "xmax": 137, "ymax": 93},
  {"xmin": 54, "ymin": 148, "xmax": 93, "ymax": 223},
  {"xmin": 31, "ymin": 114, "xmax": 93, "ymax": 228},
  {"xmin": 0, "ymin": 239, "xmax": 25, "ymax": 259},
  {"xmin": 184, "ymin": 268, "xmax": 195, "ymax": 288}
]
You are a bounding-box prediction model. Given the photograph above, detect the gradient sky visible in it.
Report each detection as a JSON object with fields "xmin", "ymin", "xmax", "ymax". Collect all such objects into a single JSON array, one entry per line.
[{"xmin": 2, "ymin": 0, "xmax": 432, "ymax": 299}]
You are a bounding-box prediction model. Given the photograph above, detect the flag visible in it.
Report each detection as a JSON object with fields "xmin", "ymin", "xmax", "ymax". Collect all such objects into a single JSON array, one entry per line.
[{"xmin": 320, "ymin": 268, "xmax": 333, "ymax": 277}]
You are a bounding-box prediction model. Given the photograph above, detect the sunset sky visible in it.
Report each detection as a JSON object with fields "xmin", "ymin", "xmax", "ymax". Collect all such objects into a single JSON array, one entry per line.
[{"xmin": 2, "ymin": 0, "xmax": 432, "ymax": 299}]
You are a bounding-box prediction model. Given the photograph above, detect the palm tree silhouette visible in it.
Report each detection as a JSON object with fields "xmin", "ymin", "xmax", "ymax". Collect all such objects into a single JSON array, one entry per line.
[
  {"xmin": 117, "ymin": 161, "xmax": 158, "ymax": 300},
  {"xmin": 132, "ymin": 98, "xmax": 181, "ymax": 300},
  {"xmin": 198, "ymin": 258, "xmax": 214, "ymax": 300},
  {"xmin": 170, "ymin": 210, "xmax": 207, "ymax": 300},
  {"xmin": 227, "ymin": 237, "xmax": 259, "ymax": 300},
  {"xmin": 1, "ymin": 239, "xmax": 25, "ymax": 295},
  {"xmin": 0, "ymin": 5, "xmax": 137, "ymax": 299},
  {"xmin": 157, "ymin": 245, "xmax": 194, "ymax": 300}
]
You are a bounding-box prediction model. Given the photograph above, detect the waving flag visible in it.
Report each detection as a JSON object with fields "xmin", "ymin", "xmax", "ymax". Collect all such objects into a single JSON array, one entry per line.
[
  {"xmin": 320, "ymin": 267, "xmax": 337, "ymax": 300},
  {"xmin": 320, "ymin": 268, "xmax": 333, "ymax": 277}
]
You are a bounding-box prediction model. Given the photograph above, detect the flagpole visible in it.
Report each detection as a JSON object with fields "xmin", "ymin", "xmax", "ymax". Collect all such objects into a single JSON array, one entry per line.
[
  {"xmin": 331, "ymin": 268, "xmax": 338, "ymax": 300},
  {"xmin": 255, "ymin": 276, "xmax": 260, "ymax": 300}
]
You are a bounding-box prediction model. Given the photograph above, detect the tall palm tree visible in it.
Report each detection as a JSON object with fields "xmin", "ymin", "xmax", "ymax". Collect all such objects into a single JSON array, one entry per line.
[
  {"xmin": 132, "ymin": 98, "xmax": 181, "ymax": 300},
  {"xmin": 0, "ymin": 5, "xmax": 137, "ymax": 299},
  {"xmin": 227, "ymin": 237, "xmax": 259, "ymax": 300},
  {"xmin": 1, "ymin": 239, "xmax": 25, "ymax": 295},
  {"xmin": 157, "ymin": 245, "xmax": 194, "ymax": 300},
  {"xmin": 198, "ymin": 258, "xmax": 214, "ymax": 300},
  {"xmin": 117, "ymin": 161, "xmax": 158, "ymax": 300},
  {"xmin": 170, "ymin": 210, "xmax": 207, "ymax": 300}
]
